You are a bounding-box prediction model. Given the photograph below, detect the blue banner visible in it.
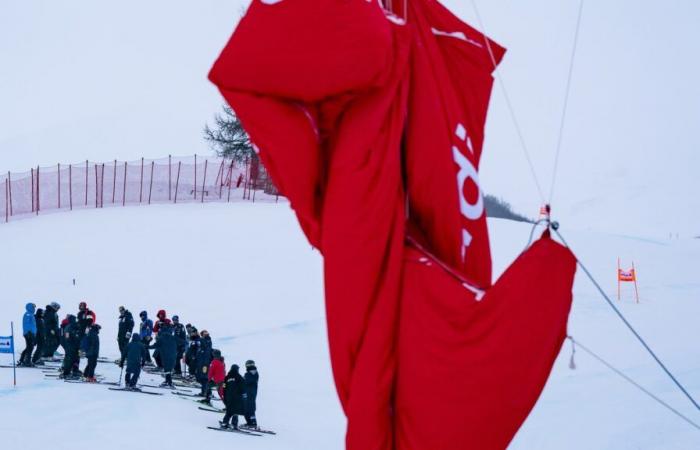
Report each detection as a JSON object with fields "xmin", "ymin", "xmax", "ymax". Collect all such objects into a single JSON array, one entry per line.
[{"xmin": 0, "ymin": 335, "xmax": 13, "ymax": 354}]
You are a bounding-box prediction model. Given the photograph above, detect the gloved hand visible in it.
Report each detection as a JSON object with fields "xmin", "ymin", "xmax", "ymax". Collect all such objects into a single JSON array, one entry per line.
[{"xmin": 125, "ymin": 332, "xmax": 132, "ymax": 339}]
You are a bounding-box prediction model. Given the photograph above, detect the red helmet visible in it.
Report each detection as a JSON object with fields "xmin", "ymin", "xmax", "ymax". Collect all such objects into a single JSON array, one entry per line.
[
  {"xmin": 157, "ymin": 309, "xmax": 166, "ymax": 319},
  {"xmin": 79, "ymin": 301, "xmax": 87, "ymax": 310}
]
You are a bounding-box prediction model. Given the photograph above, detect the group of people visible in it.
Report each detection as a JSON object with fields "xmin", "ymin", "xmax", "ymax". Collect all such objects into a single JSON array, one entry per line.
[{"xmin": 20, "ymin": 301, "xmax": 261, "ymax": 431}]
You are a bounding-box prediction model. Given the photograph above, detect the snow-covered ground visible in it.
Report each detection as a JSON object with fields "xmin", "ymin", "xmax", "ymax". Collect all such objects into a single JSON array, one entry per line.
[{"xmin": 0, "ymin": 202, "xmax": 699, "ymax": 449}]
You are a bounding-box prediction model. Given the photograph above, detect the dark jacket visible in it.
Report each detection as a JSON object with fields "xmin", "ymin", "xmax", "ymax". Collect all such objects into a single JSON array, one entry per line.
[
  {"xmin": 244, "ymin": 367, "xmax": 259, "ymax": 401},
  {"xmin": 223, "ymin": 366, "xmax": 246, "ymax": 414},
  {"xmin": 44, "ymin": 304, "xmax": 59, "ymax": 337},
  {"xmin": 118, "ymin": 310, "xmax": 135, "ymax": 340},
  {"xmin": 35, "ymin": 309, "xmax": 45, "ymax": 340},
  {"xmin": 185, "ymin": 335, "xmax": 200, "ymax": 364},
  {"xmin": 77, "ymin": 308, "xmax": 96, "ymax": 337},
  {"xmin": 81, "ymin": 325, "xmax": 100, "ymax": 357},
  {"xmin": 148, "ymin": 325, "xmax": 176, "ymax": 371},
  {"xmin": 173, "ymin": 323, "xmax": 187, "ymax": 350},
  {"xmin": 125, "ymin": 334, "xmax": 149, "ymax": 371},
  {"xmin": 61, "ymin": 316, "xmax": 81, "ymax": 350},
  {"xmin": 196, "ymin": 336, "xmax": 213, "ymax": 370}
]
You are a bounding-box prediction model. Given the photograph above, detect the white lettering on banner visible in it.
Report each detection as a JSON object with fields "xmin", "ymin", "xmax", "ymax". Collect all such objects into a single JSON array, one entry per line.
[{"xmin": 452, "ymin": 123, "xmax": 484, "ymax": 261}]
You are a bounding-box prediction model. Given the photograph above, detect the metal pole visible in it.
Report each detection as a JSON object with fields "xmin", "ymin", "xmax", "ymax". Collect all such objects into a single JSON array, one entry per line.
[
  {"xmin": 5, "ymin": 178, "xmax": 8, "ymax": 223},
  {"xmin": 69, "ymin": 165, "xmax": 73, "ymax": 210},
  {"xmin": 94, "ymin": 164, "xmax": 99, "ymax": 208},
  {"xmin": 148, "ymin": 161, "xmax": 154, "ymax": 204},
  {"xmin": 36, "ymin": 166, "xmax": 40, "ymax": 215},
  {"xmin": 11, "ymin": 321, "xmax": 16, "ymax": 386},
  {"xmin": 7, "ymin": 172, "xmax": 12, "ymax": 216},
  {"xmin": 174, "ymin": 162, "xmax": 181, "ymax": 203},
  {"xmin": 31, "ymin": 168, "xmax": 35, "ymax": 212},
  {"xmin": 227, "ymin": 161, "xmax": 233, "ymax": 203},
  {"xmin": 201, "ymin": 160, "xmax": 208, "ymax": 203},
  {"xmin": 139, "ymin": 157, "xmax": 144, "ymax": 203},
  {"xmin": 101, "ymin": 164, "xmax": 105, "ymax": 208},
  {"xmin": 112, "ymin": 160, "xmax": 117, "ymax": 204},
  {"xmin": 123, "ymin": 162, "xmax": 127, "ymax": 206},
  {"xmin": 193, "ymin": 154, "xmax": 197, "ymax": 200},
  {"xmin": 168, "ymin": 155, "xmax": 172, "ymax": 201},
  {"xmin": 633, "ymin": 261, "xmax": 640, "ymax": 304}
]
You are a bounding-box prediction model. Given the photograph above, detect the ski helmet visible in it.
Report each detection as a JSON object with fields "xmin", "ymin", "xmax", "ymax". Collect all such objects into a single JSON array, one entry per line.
[
  {"xmin": 212, "ymin": 349, "xmax": 222, "ymax": 359},
  {"xmin": 139, "ymin": 310, "xmax": 147, "ymax": 319},
  {"xmin": 79, "ymin": 301, "xmax": 87, "ymax": 310},
  {"xmin": 172, "ymin": 315, "xmax": 179, "ymax": 323},
  {"xmin": 245, "ymin": 359, "xmax": 256, "ymax": 368},
  {"xmin": 50, "ymin": 301, "xmax": 61, "ymax": 310}
]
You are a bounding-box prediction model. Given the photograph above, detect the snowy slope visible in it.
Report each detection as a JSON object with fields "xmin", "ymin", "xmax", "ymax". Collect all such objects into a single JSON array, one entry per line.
[{"xmin": 1, "ymin": 203, "xmax": 699, "ymax": 449}]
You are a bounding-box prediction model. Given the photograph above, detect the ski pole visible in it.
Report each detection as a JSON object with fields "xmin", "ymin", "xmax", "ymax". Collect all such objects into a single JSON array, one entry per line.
[{"xmin": 119, "ymin": 362, "xmax": 124, "ymax": 387}]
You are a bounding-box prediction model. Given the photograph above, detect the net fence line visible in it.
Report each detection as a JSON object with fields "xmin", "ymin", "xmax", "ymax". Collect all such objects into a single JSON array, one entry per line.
[{"xmin": 1, "ymin": 154, "xmax": 279, "ymax": 223}]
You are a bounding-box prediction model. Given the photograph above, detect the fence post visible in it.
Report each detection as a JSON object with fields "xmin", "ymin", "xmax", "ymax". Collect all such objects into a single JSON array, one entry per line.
[
  {"xmin": 94, "ymin": 164, "xmax": 99, "ymax": 208},
  {"xmin": 57, "ymin": 163, "xmax": 61, "ymax": 209},
  {"xmin": 5, "ymin": 178, "xmax": 8, "ymax": 223},
  {"xmin": 36, "ymin": 166, "xmax": 40, "ymax": 215},
  {"xmin": 193, "ymin": 154, "xmax": 197, "ymax": 200},
  {"xmin": 7, "ymin": 171, "xmax": 12, "ymax": 216},
  {"xmin": 69, "ymin": 165, "xmax": 73, "ymax": 210},
  {"xmin": 148, "ymin": 161, "xmax": 154, "ymax": 204},
  {"xmin": 201, "ymin": 160, "xmax": 208, "ymax": 203},
  {"xmin": 122, "ymin": 162, "xmax": 127, "ymax": 206},
  {"xmin": 227, "ymin": 161, "xmax": 233, "ymax": 203},
  {"xmin": 168, "ymin": 155, "xmax": 172, "ymax": 201},
  {"xmin": 217, "ymin": 161, "xmax": 224, "ymax": 199},
  {"xmin": 139, "ymin": 157, "xmax": 144, "ymax": 203},
  {"xmin": 84, "ymin": 160, "xmax": 88, "ymax": 206},
  {"xmin": 112, "ymin": 160, "xmax": 117, "ymax": 204},
  {"xmin": 100, "ymin": 164, "xmax": 105, "ymax": 208},
  {"xmin": 174, "ymin": 161, "xmax": 181, "ymax": 204},
  {"xmin": 31, "ymin": 168, "xmax": 35, "ymax": 212}
]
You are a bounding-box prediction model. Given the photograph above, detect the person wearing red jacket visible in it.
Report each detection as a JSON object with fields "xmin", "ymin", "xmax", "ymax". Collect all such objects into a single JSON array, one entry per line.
[
  {"xmin": 152, "ymin": 309, "xmax": 171, "ymax": 334},
  {"xmin": 199, "ymin": 349, "xmax": 225, "ymax": 406}
]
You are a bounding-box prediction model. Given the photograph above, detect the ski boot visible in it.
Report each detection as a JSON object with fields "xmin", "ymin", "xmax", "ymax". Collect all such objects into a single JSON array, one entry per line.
[{"xmin": 218, "ymin": 420, "xmax": 229, "ymax": 429}]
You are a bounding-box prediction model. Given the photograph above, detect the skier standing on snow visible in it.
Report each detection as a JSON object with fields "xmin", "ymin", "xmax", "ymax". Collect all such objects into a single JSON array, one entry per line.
[
  {"xmin": 219, "ymin": 364, "xmax": 246, "ymax": 430},
  {"xmin": 19, "ymin": 303, "xmax": 37, "ymax": 366},
  {"xmin": 81, "ymin": 321, "xmax": 101, "ymax": 382},
  {"xmin": 148, "ymin": 321, "xmax": 177, "ymax": 388},
  {"xmin": 199, "ymin": 349, "xmax": 225, "ymax": 406},
  {"xmin": 43, "ymin": 302, "xmax": 61, "ymax": 358},
  {"xmin": 32, "ymin": 307, "xmax": 45, "ymax": 365},
  {"xmin": 243, "ymin": 359, "xmax": 260, "ymax": 429},
  {"xmin": 173, "ymin": 316, "xmax": 187, "ymax": 376},
  {"xmin": 196, "ymin": 329, "xmax": 213, "ymax": 396},
  {"xmin": 76, "ymin": 301, "xmax": 96, "ymax": 341},
  {"xmin": 139, "ymin": 311, "xmax": 154, "ymax": 365},
  {"xmin": 152, "ymin": 310, "xmax": 171, "ymax": 369},
  {"xmin": 185, "ymin": 327, "xmax": 200, "ymax": 379},
  {"xmin": 117, "ymin": 306, "xmax": 134, "ymax": 366},
  {"xmin": 123, "ymin": 333, "xmax": 148, "ymax": 389},
  {"xmin": 60, "ymin": 315, "xmax": 82, "ymax": 378}
]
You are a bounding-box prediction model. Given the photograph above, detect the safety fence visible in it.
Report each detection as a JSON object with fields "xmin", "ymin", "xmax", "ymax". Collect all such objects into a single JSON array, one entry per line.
[{"xmin": 1, "ymin": 155, "xmax": 279, "ymax": 223}]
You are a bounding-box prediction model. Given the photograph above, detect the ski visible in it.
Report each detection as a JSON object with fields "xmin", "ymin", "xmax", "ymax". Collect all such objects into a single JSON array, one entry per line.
[
  {"xmin": 198, "ymin": 406, "xmax": 225, "ymax": 413},
  {"xmin": 240, "ymin": 425, "xmax": 277, "ymax": 435},
  {"xmin": 108, "ymin": 387, "xmax": 163, "ymax": 396},
  {"xmin": 206, "ymin": 426, "xmax": 262, "ymax": 437},
  {"xmin": 64, "ymin": 379, "xmax": 120, "ymax": 386}
]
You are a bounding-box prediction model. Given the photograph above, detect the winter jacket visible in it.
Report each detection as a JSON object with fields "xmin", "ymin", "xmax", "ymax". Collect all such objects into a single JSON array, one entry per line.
[
  {"xmin": 152, "ymin": 310, "xmax": 170, "ymax": 334},
  {"xmin": 244, "ymin": 366, "xmax": 259, "ymax": 402},
  {"xmin": 81, "ymin": 325, "xmax": 100, "ymax": 357},
  {"xmin": 77, "ymin": 307, "xmax": 96, "ymax": 335},
  {"xmin": 223, "ymin": 366, "xmax": 246, "ymax": 414},
  {"xmin": 148, "ymin": 325, "xmax": 176, "ymax": 371},
  {"xmin": 185, "ymin": 335, "xmax": 200, "ymax": 365},
  {"xmin": 35, "ymin": 309, "xmax": 45, "ymax": 340},
  {"xmin": 62, "ymin": 316, "xmax": 81, "ymax": 351},
  {"xmin": 125, "ymin": 334, "xmax": 149, "ymax": 371},
  {"xmin": 196, "ymin": 336, "xmax": 213, "ymax": 370},
  {"xmin": 44, "ymin": 304, "xmax": 59, "ymax": 336},
  {"xmin": 118, "ymin": 310, "xmax": 135, "ymax": 340},
  {"xmin": 139, "ymin": 316, "xmax": 153, "ymax": 339},
  {"xmin": 23, "ymin": 303, "xmax": 37, "ymax": 335},
  {"xmin": 208, "ymin": 358, "xmax": 226, "ymax": 384},
  {"xmin": 173, "ymin": 323, "xmax": 187, "ymax": 351}
]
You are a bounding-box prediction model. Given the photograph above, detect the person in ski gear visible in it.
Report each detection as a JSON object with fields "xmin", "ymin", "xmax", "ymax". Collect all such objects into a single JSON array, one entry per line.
[
  {"xmin": 147, "ymin": 321, "xmax": 177, "ymax": 387},
  {"xmin": 185, "ymin": 327, "xmax": 200, "ymax": 379},
  {"xmin": 19, "ymin": 303, "xmax": 37, "ymax": 366},
  {"xmin": 32, "ymin": 308, "xmax": 45, "ymax": 365},
  {"xmin": 152, "ymin": 310, "xmax": 171, "ymax": 369},
  {"xmin": 199, "ymin": 349, "xmax": 225, "ymax": 405},
  {"xmin": 59, "ymin": 315, "xmax": 71, "ymax": 355},
  {"xmin": 220, "ymin": 364, "xmax": 246, "ymax": 430},
  {"xmin": 139, "ymin": 311, "xmax": 154, "ymax": 364},
  {"xmin": 117, "ymin": 306, "xmax": 134, "ymax": 366},
  {"xmin": 60, "ymin": 315, "xmax": 82, "ymax": 378},
  {"xmin": 42, "ymin": 302, "xmax": 61, "ymax": 357},
  {"xmin": 123, "ymin": 333, "xmax": 149, "ymax": 389},
  {"xmin": 172, "ymin": 315, "xmax": 187, "ymax": 376},
  {"xmin": 196, "ymin": 329, "xmax": 213, "ymax": 396},
  {"xmin": 243, "ymin": 359, "xmax": 259, "ymax": 428},
  {"xmin": 76, "ymin": 301, "xmax": 96, "ymax": 341},
  {"xmin": 81, "ymin": 322, "xmax": 101, "ymax": 382}
]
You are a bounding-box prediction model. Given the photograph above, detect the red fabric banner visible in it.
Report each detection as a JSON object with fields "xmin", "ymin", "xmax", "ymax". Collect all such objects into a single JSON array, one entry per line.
[{"xmin": 209, "ymin": 1, "xmax": 576, "ymax": 449}]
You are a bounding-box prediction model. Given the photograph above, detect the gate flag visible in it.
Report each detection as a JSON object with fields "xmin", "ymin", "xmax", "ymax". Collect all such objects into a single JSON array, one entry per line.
[
  {"xmin": 209, "ymin": 1, "xmax": 577, "ymax": 449},
  {"xmin": 0, "ymin": 335, "xmax": 13, "ymax": 354}
]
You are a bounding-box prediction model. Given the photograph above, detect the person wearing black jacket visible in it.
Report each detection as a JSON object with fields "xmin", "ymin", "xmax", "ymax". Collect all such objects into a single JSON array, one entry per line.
[
  {"xmin": 185, "ymin": 327, "xmax": 200, "ymax": 378},
  {"xmin": 220, "ymin": 364, "xmax": 246, "ymax": 430},
  {"xmin": 76, "ymin": 301, "xmax": 96, "ymax": 341},
  {"xmin": 196, "ymin": 330, "xmax": 213, "ymax": 395},
  {"xmin": 117, "ymin": 306, "xmax": 134, "ymax": 366},
  {"xmin": 81, "ymin": 323, "xmax": 100, "ymax": 382},
  {"xmin": 148, "ymin": 322, "xmax": 177, "ymax": 388},
  {"xmin": 244, "ymin": 360, "xmax": 259, "ymax": 428},
  {"xmin": 43, "ymin": 302, "xmax": 61, "ymax": 357},
  {"xmin": 123, "ymin": 333, "xmax": 149, "ymax": 389},
  {"xmin": 60, "ymin": 315, "xmax": 82, "ymax": 378},
  {"xmin": 32, "ymin": 308, "xmax": 45, "ymax": 365},
  {"xmin": 172, "ymin": 316, "xmax": 187, "ymax": 376}
]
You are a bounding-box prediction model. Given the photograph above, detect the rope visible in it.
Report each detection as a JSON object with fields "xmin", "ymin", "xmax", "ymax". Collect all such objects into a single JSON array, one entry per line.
[
  {"xmin": 469, "ymin": 0, "xmax": 547, "ymax": 205},
  {"xmin": 548, "ymin": 0, "xmax": 585, "ymax": 206},
  {"xmin": 554, "ymin": 228, "xmax": 700, "ymax": 412},
  {"xmin": 567, "ymin": 336, "xmax": 700, "ymax": 432}
]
